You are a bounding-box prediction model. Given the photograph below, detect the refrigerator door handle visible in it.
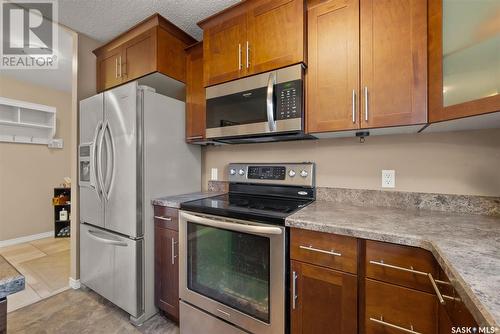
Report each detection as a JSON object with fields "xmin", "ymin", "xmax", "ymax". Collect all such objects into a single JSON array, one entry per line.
[
  {"xmin": 104, "ymin": 122, "xmax": 116, "ymax": 201},
  {"xmin": 87, "ymin": 229, "xmax": 128, "ymax": 247},
  {"xmin": 93, "ymin": 121, "xmax": 104, "ymax": 200},
  {"xmin": 96, "ymin": 121, "xmax": 107, "ymax": 200}
]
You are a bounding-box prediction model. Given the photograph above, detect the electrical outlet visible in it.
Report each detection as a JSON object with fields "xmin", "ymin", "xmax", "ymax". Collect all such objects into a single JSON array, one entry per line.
[
  {"xmin": 381, "ymin": 170, "xmax": 395, "ymax": 188},
  {"xmin": 211, "ymin": 168, "xmax": 218, "ymax": 181}
]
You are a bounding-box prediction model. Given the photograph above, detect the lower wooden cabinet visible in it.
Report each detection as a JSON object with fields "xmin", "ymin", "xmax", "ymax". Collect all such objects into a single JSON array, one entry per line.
[
  {"xmin": 154, "ymin": 216, "xmax": 179, "ymax": 321},
  {"xmin": 290, "ymin": 260, "xmax": 357, "ymax": 334},
  {"xmin": 365, "ymin": 278, "xmax": 438, "ymax": 334}
]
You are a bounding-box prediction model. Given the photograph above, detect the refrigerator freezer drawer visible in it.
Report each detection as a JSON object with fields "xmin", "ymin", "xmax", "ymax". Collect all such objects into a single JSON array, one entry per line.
[{"xmin": 80, "ymin": 223, "xmax": 143, "ymax": 317}]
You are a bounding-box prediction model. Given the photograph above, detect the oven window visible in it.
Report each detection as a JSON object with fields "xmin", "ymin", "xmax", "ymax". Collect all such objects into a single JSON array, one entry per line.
[{"xmin": 187, "ymin": 222, "xmax": 270, "ymax": 323}]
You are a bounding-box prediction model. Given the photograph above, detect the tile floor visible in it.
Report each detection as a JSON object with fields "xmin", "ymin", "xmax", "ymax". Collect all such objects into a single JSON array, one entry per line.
[
  {"xmin": 7, "ymin": 288, "xmax": 179, "ymax": 333},
  {"xmin": 0, "ymin": 237, "xmax": 70, "ymax": 312}
]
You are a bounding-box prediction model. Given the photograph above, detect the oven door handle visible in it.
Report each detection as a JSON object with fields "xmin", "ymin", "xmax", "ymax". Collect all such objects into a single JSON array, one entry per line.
[
  {"xmin": 182, "ymin": 212, "xmax": 283, "ymax": 235},
  {"xmin": 266, "ymin": 71, "xmax": 277, "ymax": 132}
]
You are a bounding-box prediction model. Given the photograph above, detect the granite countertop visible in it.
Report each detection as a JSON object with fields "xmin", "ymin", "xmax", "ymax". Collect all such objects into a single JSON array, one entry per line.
[
  {"xmin": 152, "ymin": 192, "xmax": 225, "ymax": 208},
  {"xmin": 0, "ymin": 255, "xmax": 25, "ymax": 299},
  {"xmin": 286, "ymin": 201, "xmax": 500, "ymax": 327}
]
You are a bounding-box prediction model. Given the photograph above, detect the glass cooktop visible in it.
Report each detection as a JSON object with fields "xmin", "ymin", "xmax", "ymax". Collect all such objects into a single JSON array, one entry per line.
[{"xmin": 180, "ymin": 193, "xmax": 313, "ymax": 225}]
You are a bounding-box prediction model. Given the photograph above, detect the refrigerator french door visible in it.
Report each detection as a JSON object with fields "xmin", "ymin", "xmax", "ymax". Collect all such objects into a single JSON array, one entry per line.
[
  {"xmin": 179, "ymin": 211, "xmax": 286, "ymax": 334},
  {"xmin": 79, "ymin": 82, "xmax": 143, "ymax": 319}
]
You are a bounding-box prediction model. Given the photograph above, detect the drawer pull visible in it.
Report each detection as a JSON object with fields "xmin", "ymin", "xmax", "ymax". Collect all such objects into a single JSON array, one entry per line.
[
  {"xmin": 154, "ymin": 215, "xmax": 172, "ymax": 221},
  {"xmin": 369, "ymin": 260, "xmax": 427, "ymax": 276},
  {"xmin": 428, "ymin": 273, "xmax": 445, "ymax": 305},
  {"xmin": 300, "ymin": 245, "xmax": 342, "ymax": 257},
  {"xmin": 370, "ymin": 316, "xmax": 421, "ymax": 334}
]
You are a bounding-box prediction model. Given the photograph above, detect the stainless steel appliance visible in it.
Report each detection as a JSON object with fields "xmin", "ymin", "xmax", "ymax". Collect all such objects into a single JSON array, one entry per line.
[
  {"xmin": 79, "ymin": 81, "xmax": 201, "ymax": 324},
  {"xmin": 179, "ymin": 163, "xmax": 315, "ymax": 334},
  {"xmin": 205, "ymin": 64, "xmax": 315, "ymax": 143}
]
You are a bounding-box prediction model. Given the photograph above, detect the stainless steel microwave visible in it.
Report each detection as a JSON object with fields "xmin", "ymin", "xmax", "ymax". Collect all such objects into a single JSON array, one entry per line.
[{"xmin": 205, "ymin": 64, "xmax": 314, "ymax": 144}]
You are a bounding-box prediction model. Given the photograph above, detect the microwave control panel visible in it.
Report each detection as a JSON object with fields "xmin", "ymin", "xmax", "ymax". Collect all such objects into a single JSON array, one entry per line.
[{"xmin": 276, "ymin": 80, "xmax": 302, "ymax": 120}]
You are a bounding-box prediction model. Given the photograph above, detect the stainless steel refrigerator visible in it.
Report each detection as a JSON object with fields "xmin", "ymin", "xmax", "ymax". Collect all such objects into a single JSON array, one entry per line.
[{"xmin": 78, "ymin": 81, "xmax": 200, "ymax": 324}]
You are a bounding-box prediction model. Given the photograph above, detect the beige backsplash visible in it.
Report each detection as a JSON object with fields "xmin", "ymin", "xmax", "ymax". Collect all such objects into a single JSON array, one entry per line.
[{"xmin": 202, "ymin": 128, "xmax": 500, "ymax": 197}]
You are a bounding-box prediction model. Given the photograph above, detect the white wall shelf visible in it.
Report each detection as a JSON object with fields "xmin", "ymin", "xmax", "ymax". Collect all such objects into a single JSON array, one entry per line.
[{"xmin": 0, "ymin": 97, "xmax": 56, "ymax": 145}]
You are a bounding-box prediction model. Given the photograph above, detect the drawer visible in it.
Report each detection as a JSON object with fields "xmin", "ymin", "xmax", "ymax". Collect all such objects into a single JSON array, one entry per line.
[
  {"xmin": 365, "ymin": 240, "xmax": 438, "ymax": 293},
  {"xmin": 291, "ymin": 228, "xmax": 357, "ymax": 274},
  {"xmin": 365, "ymin": 279, "xmax": 438, "ymax": 334},
  {"xmin": 153, "ymin": 206, "xmax": 179, "ymax": 231}
]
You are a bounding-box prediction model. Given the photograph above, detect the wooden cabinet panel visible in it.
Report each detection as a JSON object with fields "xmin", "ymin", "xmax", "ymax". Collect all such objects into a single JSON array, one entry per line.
[
  {"xmin": 203, "ymin": 15, "xmax": 247, "ymax": 87},
  {"xmin": 365, "ymin": 240, "xmax": 438, "ymax": 293},
  {"xmin": 307, "ymin": 0, "xmax": 360, "ymax": 133},
  {"xmin": 97, "ymin": 48, "xmax": 123, "ymax": 92},
  {"xmin": 155, "ymin": 224, "xmax": 179, "ymax": 321},
  {"xmin": 246, "ymin": 0, "xmax": 304, "ymax": 75},
  {"xmin": 94, "ymin": 14, "xmax": 196, "ymax": 92},
  {"xmin": 153, "ymin": 206, "xmax": 179, "ymax": 231},
  {"xmin": 122, "ymin": 30, "xmax": 156, "ymax": 82},
  {"xmin": 291, "ymin": 228, "xmax": 358, "ymax": 274},
  {"xmin": 185, "ymin": 42, "xmax": 206, "ymax": 142},
  {"xmin": 360, "ymin": 0, "xmax": 427, "ymax": 128},
  {"xmin": 291, "ymin": 261, "xmax": 357, "ymax": 334},
  {"xmin": 365, "ymin": 278, "xmax": 438, "ymax": 334}
]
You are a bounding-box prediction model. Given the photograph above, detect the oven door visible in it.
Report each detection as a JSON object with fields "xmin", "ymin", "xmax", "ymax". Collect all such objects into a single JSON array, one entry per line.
[{"xmin": 179, "ymin": 211, "xmax": 285, "ymax": 334}]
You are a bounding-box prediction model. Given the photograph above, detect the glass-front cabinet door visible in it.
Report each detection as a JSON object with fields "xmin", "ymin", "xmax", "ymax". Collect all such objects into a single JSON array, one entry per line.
[
  {"xmin": 187, "ymin": 222, "xmax": 271, "ymax": 322},
  {"xmin": 429, "ymin": 0, "xmax": 500, "ymax": 122}
]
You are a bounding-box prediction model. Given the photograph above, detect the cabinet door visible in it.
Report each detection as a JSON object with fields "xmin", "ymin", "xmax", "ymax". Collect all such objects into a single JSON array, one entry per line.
[
  {"xmin": 155, "ymin": 225, "xmax": 179, "ymax": 321},
  {"xmin": 360, "ymin": 0, "xmax": 427, "ymax": 128},
  {"xmin": 291, "ymin": 261, "xmax": 357, "ymax": 334},
  {"xmin": 185, "ymin": 43, "xmax": 206, "ymax": 142},
  {"xmin": 203, "ymin": 15, "xmax": 247, "ymax": 86},
  {"xmin": 122, "ymin": 30, "xmax": 156, "ymax": 82},
  {"xmin": 246, "ymin": 0, "xmax": 305, "ymax": 75},
  {"xmin": 97, "ymin": 48, "xmax": 123, "ymax": 92},
  {"xmin": 306, "ymin": 0, "xmax": 360, "ymax": 133}
]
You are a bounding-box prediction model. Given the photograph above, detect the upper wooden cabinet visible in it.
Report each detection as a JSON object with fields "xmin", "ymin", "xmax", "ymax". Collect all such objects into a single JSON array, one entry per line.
[
  {"xmin": 199, "ymin": 0, "xmax": 305, "ymax": 87},
  {"xmin": 94, "ymin": 14, "xmax": 196, "ymax": 93},
  {"xmin": 185, "ymin": 42, "xmax": 206, "ymax": 142},
  {"xmin": 307, "ymin": 0, "xmax": 427, "ymax": 134},
  {"xmin": 428, "ymin": 0, "xmax": 500, "ymax": 123},
  {"xmin": 306, "ymin": 0, "xmax": 360, "ymax": 133}
]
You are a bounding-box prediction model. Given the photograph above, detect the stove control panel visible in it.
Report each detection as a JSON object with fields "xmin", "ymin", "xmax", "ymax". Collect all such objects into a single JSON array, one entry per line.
[{"xmin": 228, "ymin": 163, "xmax": 315, "ymax": 187}]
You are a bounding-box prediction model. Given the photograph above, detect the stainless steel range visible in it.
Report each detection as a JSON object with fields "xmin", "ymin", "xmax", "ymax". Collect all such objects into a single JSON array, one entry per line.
[{"xmin": 179, "ymin": 163, "xmax": 315, "ymax": 334}]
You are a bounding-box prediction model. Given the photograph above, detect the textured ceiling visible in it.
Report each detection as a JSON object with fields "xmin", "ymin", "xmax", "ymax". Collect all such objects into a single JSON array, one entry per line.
[{"xmin": 57, "ymin": 0, "xmax": 240, "ymax": 42}]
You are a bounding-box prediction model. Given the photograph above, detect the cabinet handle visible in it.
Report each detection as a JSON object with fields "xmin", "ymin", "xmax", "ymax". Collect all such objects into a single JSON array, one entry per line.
[
  {"xmin": 428, "ymin": 273, "xmax": 445, "ymax": 305},
  {"xmin": 238, "ymin": 43, "xmax": 242, "ymax": 70},
  {"xmin": 119, "ymin": 56, "xmax": 122, "ymax": 77},
  {"xmin": 115, "ymin": 58, "xmax": 118, "ymax": 78},
  {"xmin": 364, "ymin": 86, "xmax": 369, "ymax": 121},
  {"xmin": 154, "ymin": 215, "xmax": 172, "ymax": 221},
  {"xmin": 299, "ymin": 245, "xmax": 341, "ymax": 257},
  {"xmin": 246, "ymin": 41, "xmax": 250, "ymax": 69},
  {"xmin": 369, "ymin": 260, "xmax": 428, "ymax": 276},
  {"xmin": 292, "ymin": 271, "xmax": 298, "ymax": 310},
  {"xmin": 370, "ymin": 316, "xmax": 421, "ymax": 334},
  {"xmin": 171, "ymin": 238, "xmax": 177, "ymax": 265},
  {"xmin": 352, "ymin": 89, "xmax": 356, "ymax": 123}
]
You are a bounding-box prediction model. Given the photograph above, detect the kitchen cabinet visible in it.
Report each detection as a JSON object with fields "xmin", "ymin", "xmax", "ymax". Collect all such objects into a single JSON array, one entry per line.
[
  {"xmin": 199, "ymin": 0, "xmax": 305, "ymax": 87},
  {"xmin": 290, "ymin": 228, "xmax": 358, "ymax": 334},
  {"xmin": 290, "ymin": 228, "xmax": 481, "ymax": 333},
  {"xmin": 307, "ymin": 0, "xmax": 427, "ymax": 134},
  {"xmin": 154, "ymin": 206, "xmax": 179, "ymax": 321},
  {"xmin": 185, "ymin": 42, "xmax": 206, "ymax": 142},
  {"xmin": 428, "ymin": 0, "xmax": 500, "ymax": 123},
  {"xmin": 291, "ymin": 261, "xmax": 357, "ymax": 334},
  {"xmin": 94, "ymin": 14, "xmax": 196, "ymax": 92},
  {"xmin": 306, "ymin": 0, "xmax": 360, "ymax": 133}
]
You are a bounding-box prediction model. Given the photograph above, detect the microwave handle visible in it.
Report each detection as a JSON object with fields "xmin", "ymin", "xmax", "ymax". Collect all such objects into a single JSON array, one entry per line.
[{"xmin": 266, "ymin": 72, "xmax": 277, "ymax": 132}]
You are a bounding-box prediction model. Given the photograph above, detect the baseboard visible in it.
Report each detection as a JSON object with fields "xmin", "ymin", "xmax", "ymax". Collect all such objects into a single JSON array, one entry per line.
[
  {"xmin": 69, "ymin": 277, "xmax": 80, "ymax": 289},
  {"xmin": 0, "ymin": 231, "xmax": 54, "ymax": 248}
]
